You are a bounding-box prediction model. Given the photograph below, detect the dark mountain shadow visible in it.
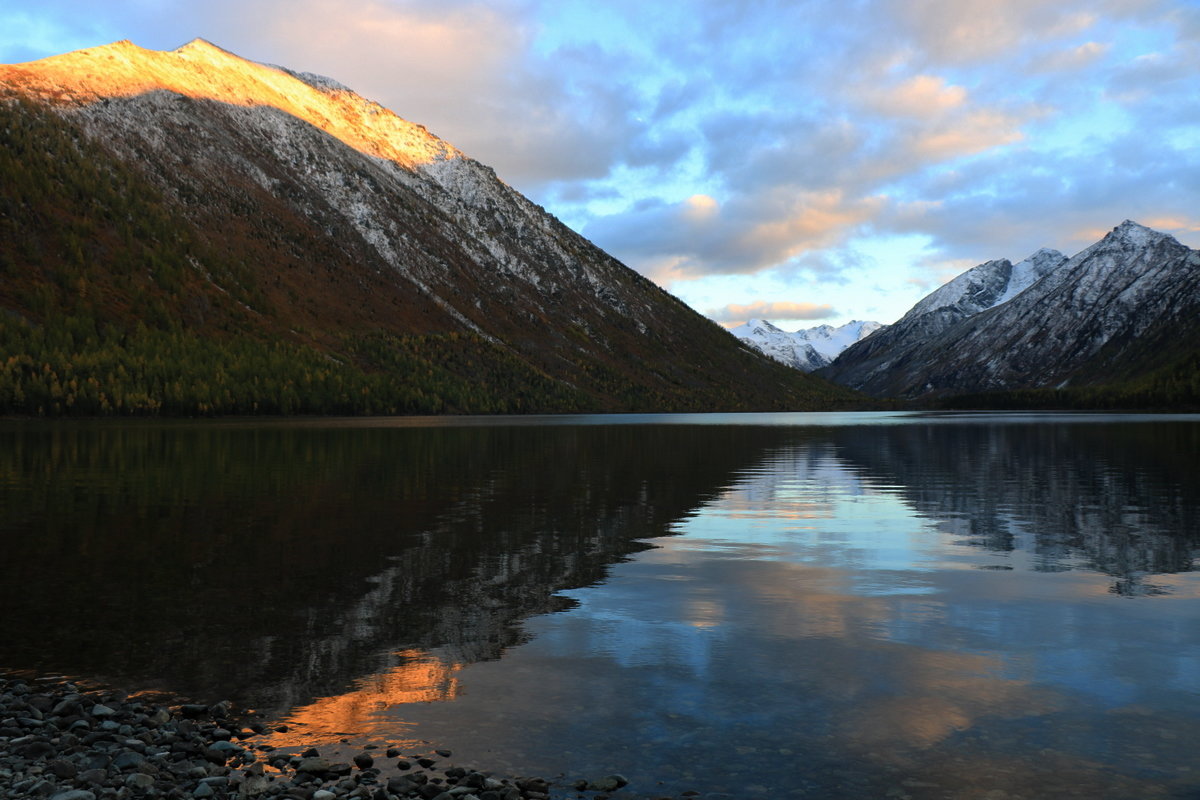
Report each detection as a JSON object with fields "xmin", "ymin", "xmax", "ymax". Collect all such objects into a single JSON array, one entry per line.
[{"xmin": 0, "ymin": 419, "xmax": 788, "ymax": 713}]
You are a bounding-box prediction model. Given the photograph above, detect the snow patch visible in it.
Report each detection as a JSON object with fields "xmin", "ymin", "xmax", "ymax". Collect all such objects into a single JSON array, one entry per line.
[
  {"xmin": 994, "ymin": 248, "xmax": 1066, "ymax": 306},
  {"xmin": 731, "ymin": 318, "xmax": 883, "ymax": 372}
]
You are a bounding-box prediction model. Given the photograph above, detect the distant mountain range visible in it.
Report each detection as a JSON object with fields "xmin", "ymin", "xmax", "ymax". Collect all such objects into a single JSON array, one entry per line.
[
  {"xmin": 2, "ymin": 41, "xmax": 1194, "ymax": 415},
  {"xmin": 0, "ymin": 39, "xmax": 856, "ymax": 415},
  {"xmin": 819, "ymin": 221, "xmax": 1200, "ymax": 407},
  {"xmin": 730, "ymin": 319, "xmax": 884, "ymax": 372}
]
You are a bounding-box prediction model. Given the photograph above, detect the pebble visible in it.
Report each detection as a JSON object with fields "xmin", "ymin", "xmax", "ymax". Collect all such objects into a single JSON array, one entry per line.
[
  {"xmin": 587, "ymin": 774, "xmax": 630, "ymax": 792},
  {"xmin": 299, "ymin": 756, "xmax": 335, "ymax": 774},
  {"xmin": 0, "ymin": 676, "xmax": 624, "ymax": 799},
  {"xmin": 125, "ymin": 772, "xmax": 155, "ymax": 789},
  {"xmin": 49, "ymin": 791, "xmax": 96, "ymax": 800}
]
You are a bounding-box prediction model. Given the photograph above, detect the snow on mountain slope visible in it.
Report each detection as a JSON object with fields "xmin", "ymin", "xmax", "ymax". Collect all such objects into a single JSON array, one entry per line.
[
  {"xmin": 905, "ymin": 248, "xmax": 1066, "ymax": 326},
  {"xmin": 994, "ymin": 249, "xmax": 1063, "ymax": 305},
  {"xmin": 732, "ymin": 318, "xmax": 883, "ymax": 372},
  {"xmin": 923, "ymin": 221, "xmax": 1200, "ymax": 393},
  {"xmin": 793, "ymin": 320, "xmax": 885, "ymax": 361},
  {"xmin": 1, "ymin": 39, "xmax": 855, "ymax": 411},
  {"xmin": 821, "ymin": 221, "xmax": 1199, "ymax": 398},
  {"xmin": 0, "ymin": 39, "xmax": 656, "ymax": 332},
  {"xmin": 731, "ymin": 319, "xmax": 830, "ymax": 371},
  {"xmin": 0, "ymin": 39, "xmax": 459, "ymax": 168},
  {"xmin": 821, "ymin": 247, "xmax": 1067, "ymax": 394}
]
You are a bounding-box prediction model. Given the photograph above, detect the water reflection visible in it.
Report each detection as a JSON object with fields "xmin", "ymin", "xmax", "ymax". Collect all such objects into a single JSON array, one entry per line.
[
  {"xmin": 830, "ymin": 420, "xmax": 1200, "ymax": 586},
  {"xmin": 0, "ymin": 420, "xmax": 780, "ymax": 710},
  {"xmin": 2, "ymin": 414, "xmax": 1199, "ymax": 799},
  {"xmin": 380, "ymin": 418, "xmax": 1199, "ymax": 798},
  {"xmin": 264, "ymin": 649, "xmax": 462, "ymax": 748}
]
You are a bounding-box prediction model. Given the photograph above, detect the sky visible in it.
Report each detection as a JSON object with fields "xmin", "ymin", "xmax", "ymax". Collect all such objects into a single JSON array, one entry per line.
[{"xmin": 2, "ymin": 0, "xmax": 1199, "ymax": 328}]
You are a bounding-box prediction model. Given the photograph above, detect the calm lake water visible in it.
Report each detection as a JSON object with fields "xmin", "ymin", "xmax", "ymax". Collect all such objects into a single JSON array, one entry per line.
[{"xmin": 2, "ymin": 412, "xmax": 1199, "ymax": 799}]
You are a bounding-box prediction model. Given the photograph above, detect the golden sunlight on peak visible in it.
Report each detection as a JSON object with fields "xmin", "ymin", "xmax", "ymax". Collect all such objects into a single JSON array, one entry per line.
[
  {"xmin": 0, "ymin": 39, "xmax": 461, "ymax": 169},
  {"xmin": 175, "ymin": 38, "xmax": 225, "ymax": 53}
]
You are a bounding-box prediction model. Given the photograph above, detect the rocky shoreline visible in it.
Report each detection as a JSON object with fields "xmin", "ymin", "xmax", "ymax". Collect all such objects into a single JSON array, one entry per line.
[{"xmin": 0, "ymin": 677, "xmax": 630, "ymax": 800}]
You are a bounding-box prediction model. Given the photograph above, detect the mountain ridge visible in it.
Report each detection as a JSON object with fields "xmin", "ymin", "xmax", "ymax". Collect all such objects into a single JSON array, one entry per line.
[
  {"xmin": 0, "ymin": 40, "xmax": 858, "ymax": 415},
  {"xmin": 820, "ymin": 220, "xmax": 1200, "ymax": 405},
  {"xmin": 0, "ymin": 38, "xmax": 460, "ymax": 168},
  {"xmin": 731, "ymin": 319, "xmax": 883, "ymax": 372}
]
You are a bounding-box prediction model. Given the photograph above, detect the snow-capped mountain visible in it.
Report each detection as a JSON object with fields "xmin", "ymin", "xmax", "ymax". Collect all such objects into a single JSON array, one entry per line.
[
  {"xmin": 907, "ymin": 248, "xmax": 1068, "ymax": 323},
  {"xmin": 732, "ymin": 319, "xmax": 883, "ymax": 372},
  {"xmin": 793, "ymin": 320, "xmax": 886, "ymax": 361},
  {"xmin": 821, "ymin": 221, "xmax": 1200, "ymax": 398},
  {"xmin": 0, "ymin": 40, "xmax": 855, "ymax": 412},
  {"xmin": 820, "ymin": 249, "xmax": 1067, "ymax": 394}
]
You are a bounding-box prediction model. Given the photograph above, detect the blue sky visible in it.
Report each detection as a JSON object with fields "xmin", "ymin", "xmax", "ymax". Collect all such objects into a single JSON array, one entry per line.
[{"xmin": 3, "ymin": 0, "xmax": 1198, "ymax": 327}]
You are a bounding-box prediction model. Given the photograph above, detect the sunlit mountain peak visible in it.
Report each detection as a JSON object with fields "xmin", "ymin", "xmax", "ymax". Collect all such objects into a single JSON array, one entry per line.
[{"xmin": 0, "ymin": 38, "xmax": 461, "ymax": 168}]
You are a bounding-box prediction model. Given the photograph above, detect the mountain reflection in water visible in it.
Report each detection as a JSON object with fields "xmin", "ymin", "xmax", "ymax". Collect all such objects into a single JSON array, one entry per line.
[
  {"xmin": 1, "ymin": 413, "xmax": 1198, "ymax": 799},
  {"xmin": 0, "ymin": 420, "xmax": 777, "ymax": 708}
]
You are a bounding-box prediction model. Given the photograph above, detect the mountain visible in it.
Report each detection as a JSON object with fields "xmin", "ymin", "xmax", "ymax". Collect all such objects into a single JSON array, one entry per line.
[
  {"xmin": 820, "ymin": 221, "xmax": 1200, "ymax": 406},
  {"xmin": 730, "ymin": 319, "xmax": 829, "ymax": 371},
  {"xmin": 730, "ymin": 318, "xmax": 883, "ymax": 372},
  {"xmin": 819, "ymin": 248, "xmax": 1067, "ymax": 394},
  {"xmin": 793, "ymin": 320, "xmax": 886, "ymax": 361},
  {"xmin": 0, "ymin": 40, "xmax": 857, "ymax": 416}
]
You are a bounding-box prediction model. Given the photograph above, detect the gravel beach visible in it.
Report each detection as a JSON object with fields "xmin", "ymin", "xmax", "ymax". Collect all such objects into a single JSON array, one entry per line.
[{"xmin": 0, "ymin": 676, "xmax": 632, "ymax": 800}]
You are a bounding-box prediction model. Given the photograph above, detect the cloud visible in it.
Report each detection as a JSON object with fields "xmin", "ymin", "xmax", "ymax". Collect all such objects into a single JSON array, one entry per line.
[
  {"xmin": 5, "ymin": 0, "xmax": 651, "ymax": 187},
  {"xmin": 860, "ymin": 75, "xmax": 968, "ymax": 118},
  {"xmin": 1105, "ymin": 43, "xmax": 1200, "ymax": 103},
  {"xmin": 3, "ymin": 0, "xmax": 1199, "ymax": 324},
  {"xmin": 1029, "ymin": 41, "xmax": 1111, "ymax": 72},
  {"xmin": 239, "ymin": 0, "xmax": 650, "ymax": 185},
  {"xmin": 585, "ymin": 189, "xmax": 885, "ymax": 284},
  {"xmin": 870, "ymin": 127, "xmax": 1200, "ymax": 268},
  {"xmin": 708, "ymin": 301, "xmax": 837, "ymax": 326},
  {"xmin": 903, "ymin": 108, "xmax": 1028, "ymax": 161},
  {"xmin": 887, "ymin": 0, "xmax": 1098, "ymax": 64}
]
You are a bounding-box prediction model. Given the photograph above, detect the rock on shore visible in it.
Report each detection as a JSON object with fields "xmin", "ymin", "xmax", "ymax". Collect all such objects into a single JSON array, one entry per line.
[{"xmin": 0, "ymin": 676, "xmax": 623, "ymax": 800}]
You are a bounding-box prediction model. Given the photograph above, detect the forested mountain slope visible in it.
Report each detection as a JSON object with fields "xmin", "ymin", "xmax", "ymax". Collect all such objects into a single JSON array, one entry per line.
[{"xmin": 0, "ymin": 40, "xmax": 857, "ymax": 415}]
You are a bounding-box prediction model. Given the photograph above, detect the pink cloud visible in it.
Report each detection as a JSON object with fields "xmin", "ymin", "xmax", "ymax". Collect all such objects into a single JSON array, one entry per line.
[{"xmin": 708, "ymin": 301, "xmax": 837, "ymax": 326}]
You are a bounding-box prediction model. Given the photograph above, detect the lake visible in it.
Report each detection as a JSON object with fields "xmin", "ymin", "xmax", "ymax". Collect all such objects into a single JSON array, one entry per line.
[{"xmin": 1, "ymin": 412, "xmax": 1198, "ymax": 799}]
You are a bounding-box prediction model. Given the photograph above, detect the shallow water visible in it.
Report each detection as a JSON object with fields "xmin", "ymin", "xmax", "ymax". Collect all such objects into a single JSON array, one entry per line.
[{"xmin": 2, "ymin": 412, "xmax": 1198, "ymax": 798}]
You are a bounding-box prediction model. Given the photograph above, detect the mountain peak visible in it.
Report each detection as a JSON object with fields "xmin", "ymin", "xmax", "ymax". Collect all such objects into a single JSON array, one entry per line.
[
  {"xmin": 175, "ymin": 37, "xmax": 224, "ymax": 53},
  {"xmin": 1103, "ymin": 219, "xmax": 1171, "ymax": 248},
  {"xmin": 732, "ymin": 318, "xmax": 882, "ymax": 372},
  {"xmin": 1115, "ymin": 219, "xmax": 1150, "ymax": 231},
  {"xmin": 172, "ymin": 38, "xmax": 246, "ymax": 63},
  {"xmin": 0, "ymin": 38, "xmax": 460, "ymax": 169},
  {"xmin": 821, "ymin": 221, "xmax": 1198, "ymax": 399},
  {"xmin": 1028, "ymin": 247, "xmax": 1065, "ymax": 260},
  {"xmin": 0, "ymin": 47, "xmax": 855, "ymax": 414},
  {"xmin": 745, "ymin": 318, "xmax": 783, "ymax": 333},
  {"xmin": 905, "ymin": 257, "xmax": 1012, "ymax": 320},
  {"xmin": 1076, "ymin": 220, "xmax": 1187, "ymax": 266}
]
